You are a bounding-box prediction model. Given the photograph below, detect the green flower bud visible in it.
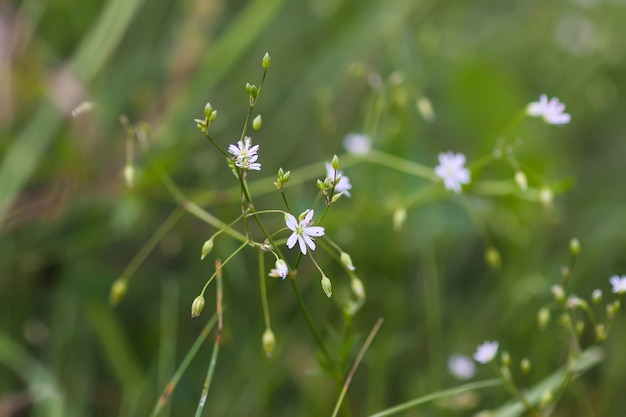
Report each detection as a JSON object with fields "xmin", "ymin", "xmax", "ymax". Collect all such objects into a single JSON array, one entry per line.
[
  {"xmin": 540, "ymin": 391, "xmax": 553, "ymax": 408},
  {"xmin": 124, "ymin": 165, "xmax": 134, "ymax": 189},
  {"xmin": 201, "ymin": 238, "xmax": 214, "ymax": 260},
  {"xmin": 208, "ymin": 110, "xmax": 217, "ymax": 122},
  {"xmin": 340, "ymin": 252, "xmax": 355, "ymax": 271},
  {"xmin": 321, "ymin": 275, "xmax": 332, "ymax": 298},
  {"xmin": 331, "ymin": 154, "xmax": 340, "ymax": 171},
  {"xmin": 551, "ymin": 285, "xmax": 566, "ymax": 303},
  {"xmin": 109, "ymin": 279, "xmax": 128, "ymax": 306},
  {"xmin": 393, "ymin": 207, "xmax": 407, "ymax": 231},
  {"xmin": 595, "ymin": 324, "xmax": 606, "ymax": 342},
  {"xmin": 575, "ymin": 320, "xmax": 585, "ymax": 336},
  {"xmin": 501, "ymin": 351, "xmax": 511, "ymax": 367},
  {"xmin": 262, "ymin": 328, "xmax": 275, "ymax": 357},
  {"xmin": 592, "ymin": 289, "xmax": 602, "ymax": 304},
  {"xmin": 520, "ymin": 358, "xmax": 531, "ymax": 374},
  {"xmin": 515, "ymin": 171, "xmax": 528, "ymax": 191},
  {"xmin": 485, "ymin": 247, "xmax": 501, "ymax": 270},
  {"xmin": 569, "ymin": 238, "xmax": 580, "ymax": 256},
  {"xmin": 252, "ymin": 114, "xmax": 262, "ymax": 130},
  {"xmin": 262, "ymin": 52, "xmax": 271, "ymax": 68},
  {"xmin": 331, "ymin": 192, "xmax": 343, "ymax": 203},
  {"xmin": 351, "ymin": 277, "xmax": 365, "ymax": 302},
  {"xmin": 416, "ymin": 96, "xmax": 435, "ymax": 123},
  {"xmin": 537, "ymin": 307, "xmax": 551, "ymax": 330},
  {"xmin": 540, "ymin": 187, "xmax": 553, "ymax": 208},
  {"xmin": 204, "ymin": 102, "xmax": 214, "ymax": 119},
  {"xmin": 191, "ymin": 295, "xmax": 205, "ymax": 317}
]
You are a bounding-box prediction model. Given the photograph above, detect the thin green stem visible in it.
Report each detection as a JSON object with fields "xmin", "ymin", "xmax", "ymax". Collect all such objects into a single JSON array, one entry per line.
[
  {"xmin": 364, "ymin": 150, "xmax": 438, "ymax": 181},
  {"xmin": 258, "ymin": 252, "xmax": 272, "ymax": 329},
  {"xmin": 200, "ymin": 242, "xmax": 248, "ymax": 296}
]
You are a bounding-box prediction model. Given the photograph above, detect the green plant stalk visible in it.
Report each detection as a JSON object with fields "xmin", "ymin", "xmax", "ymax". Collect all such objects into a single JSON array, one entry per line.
[
  {"xmin": 364, "ymin": 150, "xmax": 438, "ymax": 181},
  {"xmin": 150, "ymin": 313, "xmax": 218, "ymax": 417},
  {"xmin": 258, "ymin": 252, "xmax": 272, "ymax": 329}
]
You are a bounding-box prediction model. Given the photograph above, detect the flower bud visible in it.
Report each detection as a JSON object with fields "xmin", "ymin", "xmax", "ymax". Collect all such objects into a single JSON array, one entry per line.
[
  {"xmin": 575, "ymin": 320, "xmax": 585, "ymax": 336},
  {"xmin": 124, "ymin": 165, "xmax": 134, "ymax": 189},
  {"xmin": 351, "ymin": 277, "xmax": 365, "ymax": 302},
  {"xmin": 331, "ymin": 154, "xmax": 340, "ymax": 171},
  {"xmin": 592, "ymin": 289, "xmax": 602, "ymax": 304},
  {"xmin": 520, "ymin": 358, "xmax": 531, "ymax": 374},
  {"xmin": 331, "ymin": 192, "xmax": 343, "ymax": 203},
  {"xmin": 321, "ymin": 275, "xmax": 332, "ymax": 298},
  {"xmin": 569, "ymin": 238, "xmax": 580, "ymax": 256},
  {"xmin": 393, "ymin": 207, "xmax": 407, "ymax": 231},
  {"xmin": 208, "ymin": 110, "xmax": 217, "ymax": 122},
  {"xmin": 485, "ymin": 247, "xmax": 501, "ymax": 270},
  {"xmin": 416, "ymin": 96, "xmax": 435, "ymax": 123},
  {"xmin": 501, "ymin": 351, "xmax": 511, "ymax": 367},
  {"xmin": 262, "ymin": 328, "xmax": 275, "ymax": 357},
  {"xmin": 109, "ymin": 279, "xmax": 127, "ymax": 306},
  {"xmin": 551, "ymin": 285, "xmax": 566, "ymax": 303},
  {"xmin": 204, "ymin": 102, "xmax": 214, "ymax": 119},
  {"xmin": 340, "ymin": 252, "xmax": 356, "ymax": 271},
  {"xmin": 252, "ymin": 115, "xmax": 262, "ymax": 130},
  {"xmin": 537, "ymin": 307, "xmax": 551, "ymax": 330},
  {"xmin": 201, "ymin": 238, "xmax": 214, "ymax": 260},
  {"xmin": 191, "ymin": 295, "xmax": 205, "ymax": 317},
  {"xmin": 595, "ymin": 324, "xmax": 606, "ymax": 342},
  {"xmin": 540, "ymin": 391, "xmax": 553, "ymax": 408},
  {"xmin": 540, "ymin": 187, "xmax": 554, "ymax": 208},
  {"xmin": 515, "ymin": 171, "xmax": 528, "ymax": 191},
  {"xmin": 262, "ymin": 52, "xmax": 271, "ymax": 68}
]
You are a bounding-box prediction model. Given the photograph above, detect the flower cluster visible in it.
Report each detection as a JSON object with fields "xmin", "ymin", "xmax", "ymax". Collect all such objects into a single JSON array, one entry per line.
[
  {"xmin": 228, "ymin": 137, "xmax": 261, "ymax": 171},
  {"xmin": 527, "ymin": 94, "xmax": 571, "ymax": 125},
  {"xmin": 325, "ymin": 162, "xmax": 352, "ymax": 197}
]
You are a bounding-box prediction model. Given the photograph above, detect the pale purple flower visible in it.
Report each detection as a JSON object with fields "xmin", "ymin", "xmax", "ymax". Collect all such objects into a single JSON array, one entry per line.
[
  {"xmin": 434, "ymin": 152, "xmax": 471, "ymax": 193},
  {"xmin": 448, "ymin": 354, "xmax": 476, "ymax": 380},
  {"xmin": 527, "ymin": 94, "xmax": 571, "ymax": 125},
  {"xmin": 473, "ymin": 340, "xmax": 499, "ymax": 364},
  {"xmin": 344, "ymin": 133, "xmax": 372, "ymax": 155},
  {"xmin": 610, "ymin": 275, "xmax": 626, "ymax": 294},
  {"xmin": 228, "ymin": 137, "xmax": 261, "ymax": 170},
  {"xmin": 285, "ymin": 210, "xmax": 325, "ymax": 255},
  {"xmin": 325, "ymin": 162, "xmax": 352, "ymax": 197}
]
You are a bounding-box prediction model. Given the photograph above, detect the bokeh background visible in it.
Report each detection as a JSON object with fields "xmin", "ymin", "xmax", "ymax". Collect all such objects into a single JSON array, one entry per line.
[{"xmin": 2, "ymin": 0, "xmax": 626, "ymax": 415}]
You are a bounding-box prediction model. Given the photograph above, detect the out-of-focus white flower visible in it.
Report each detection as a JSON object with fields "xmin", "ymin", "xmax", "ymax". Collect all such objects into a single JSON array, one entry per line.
[
  {"xmin": 473, "ymin": 341, "xmax": 499, "ymax": 364},
  {"xmin": 343, "ymin": 133, "xmax": 372, "ymax": 155},
  {"xmin": 448, "ymin": 354, "xmax": 476, "ymax": 380},
  {"xmin": 434, "ymin": 152, "xmax": 471, "ymax": 193},
  {"xmin": 228, "ymin": 137, "xmax": 261, "ymax": 170},
  {"xmin": 325, "ymin": 162, "xmax": 352, "ymax": 197},
  {"xmin": 285, "ymin": 210, "xmax": 325, "ymax": 255},
  {"xmin": 527, "ymin": 95, "xmax": 571, "ymax": 125},
  {"xmin": 609, "ymin": 275, "xmax": 626, "ymax": 294}
]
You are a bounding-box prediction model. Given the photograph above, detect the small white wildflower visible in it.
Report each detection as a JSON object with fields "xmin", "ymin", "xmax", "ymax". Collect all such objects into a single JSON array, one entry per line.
[
  {"xmin": 285, "ymin": 210, "xmax": 325, "ymax": 255},
  {"xmin": 228, "ymin": 137, "xmax": 261, "ymax": 170},
  {"xmin": 325, "ymin": 162, "xmax": 352, "ymax": 197},
  {"xmin": 269, "ymin": 259, "xmax": 289, "ymax": 279},
  {"xmin": 609, "ymin": 275, "xmax": 626, "ymax": 294},
  {"xmin": 473, "ymin": 340, "xmax": 499, "ymax": 364},
  {"xmin": 434, "ymin": 152, "xmax": 471, "ymax": 193},
  {"xmin": 527, "ymin": 94, "xmax": 571, "ymax": 125},
  {"xmin": 448, "ymin": 354, "xmax": 476, "ymax": 380},
  {"xmin": 343, "ymin": 133, "xmax": 372, "ymax": 155}
]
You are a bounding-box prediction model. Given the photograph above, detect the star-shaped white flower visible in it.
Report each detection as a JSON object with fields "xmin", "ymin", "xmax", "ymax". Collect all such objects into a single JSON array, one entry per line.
[
  {"xmin": 269, "ymin": 259, "xmax": 289, "ymax": 279},
  {"xmin": 285, "ymin": 209, "xmax": 325, "ymax": 255},
  {"xmin": 434, "ymin": 152, "xmax": 471, "ymax": 193},
  {"xmin": 473, "ymin": 340, "xmax": 499, "ymax": 364},
  {"xmin": 325, "ymin": 162, "xmax": 352, "ymax": 197},
  {"xmin": 609, "ymin": 275, "xmax": 626, "ymax": 294},
  {"xmin": 526, "ymin": 94, "xmax": 571, "ymax": 125},
  {"xmin": 228, "ymin": 137, "xmax": 261, "ymax": 170},
  {"xmin": 343, "ymin": 133, "xmax": 372, "ymax": 155}
]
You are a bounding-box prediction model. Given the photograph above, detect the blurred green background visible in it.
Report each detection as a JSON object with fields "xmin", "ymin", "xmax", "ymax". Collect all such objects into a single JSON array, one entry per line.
[{"xmin": 2, "ymin": 0, "xmax": 626, "ymax": 415}]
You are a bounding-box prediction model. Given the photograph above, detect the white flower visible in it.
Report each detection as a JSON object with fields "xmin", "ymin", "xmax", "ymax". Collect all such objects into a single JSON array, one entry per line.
[
  {"xmin": 228, "ymin": 137, "xmax": 261, "ymax": 170},
  {"xmin": 325, "ymin": 162, "xmax": 352, "ymax": 197},
  {"xmin": 285, "ymin": 210, "xmax": 325, "ymax": 255},
  {"xmin": 434, "ymin": 152, "xmax": 471, "ymax": 193},
  {"xmin": 526, "ymin": 94, "xmax": 571, "ymax": 125},
  {"xmin": 473, "ymin": 340, "xmax": 499, "ymax": 364},
  {"xmin": 343, "ymin": 133, "xmax": 372, "ymax": 155},
  {"xmin": 448, "ymin": 354, "xmax": 476, "ymax": 380},
  {"xmin": 609, "ymin": 275, "xmax": 626, "ymax": 294},
  {"xmin": 269, "ymin": 259, "xmax": 289, "ymax": 279}
]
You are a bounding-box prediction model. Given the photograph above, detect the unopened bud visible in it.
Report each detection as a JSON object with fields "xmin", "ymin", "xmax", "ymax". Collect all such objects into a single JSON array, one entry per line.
[
  {"xmin": 252, "ymin": 115, "xmax": 262, "ymax": 130},
  {"xmin": 520, "ymin": 358, "xmax": 531, "ymax": 374},
  {"xmin": 592, "ymin": 289, "xmax": 602, "ymax": 304},
  {"xmin": 537, "ymin": 307, "xmax": 551, "ymax": 330},
  {"xmin": 262, "ymin": 328, "xmax": 275, "ymax": 357},
  {"xmin": 515, "ymin": 171, "xmax": 528, "ymax": 191},
  {"xmin": 262, "ymin": 52, "xmax": 271, "ymax": 68},
  {"xmin": 485, "ymin": 247, "xmax": 501, "ymax": 270},
  {"xmin": 595, "ymin": 324, "xmax": 607, "ymax": 342},
  {"xmin": 331, "ymin": 154, "xmax": 340, "ymax": 171},
  {"xmin": 393, "ymin": 207, "xmax": 407, "ymax": 231},
  {"xmin": 540, "ymin": 187, "xmax": 554, "ymax": 208},
  {"xmin": 191, "ymin": 295, "xmax": 205, "ymax": 317},
  {"xmin": 321, "ymin": 275, "xmax": 332, "ymax": 298},
  {"xmin": 569, "ymin": 238, "xmax": 580, "ymax": 256},
  {"xmin": 340, "ymin": 252, "xmax": 355, "ymax": 271},
  {"xmin": 501, "ymin": 351, "xmax": 511, "ymax": 367},
  {"xmin": 552, "ymin": 285, "xmax": 566, "ymax": 303},
  {"xmin": 351, "ymin": 277, "xmax": 365, "ymax": 301},
  {"xmin": 540, "ymin": 391, "xmax": 553, "ymax": 408},
  {"xmin": 204, "ymin": 102, "xmax": 214, "ymax": 119},
  {"xmin": 201, "ymin": 238, "xmax": 214, "ymax": 260},
  {"xmin": 124, "ymin": 165, "xmax": 134, "ymax": 188},
  {"xmin": 331, "ymin": 192, "xmax": 343, "ymax": 203},
  {"xmin": 109, "ymin": 279, "xmax": 128, "ymax": 306},
  {"xmin": 416, "ymin": 97, "xmax": 435, "ymax": 122}
]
